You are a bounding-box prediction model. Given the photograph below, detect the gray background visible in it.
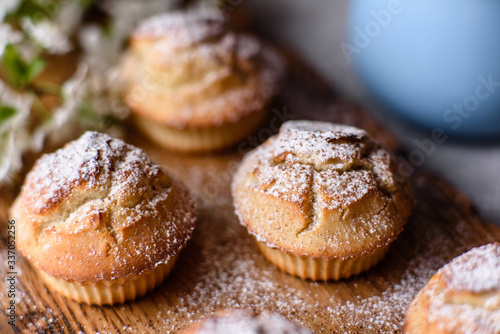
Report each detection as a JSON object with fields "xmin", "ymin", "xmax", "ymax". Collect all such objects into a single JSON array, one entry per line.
[{"xmin": 244, "ymin": 0, "xmax": 500, "ymax": 224}]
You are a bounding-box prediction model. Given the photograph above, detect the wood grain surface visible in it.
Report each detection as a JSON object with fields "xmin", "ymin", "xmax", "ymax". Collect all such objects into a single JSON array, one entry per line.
[{"xmin": 1, "ymin": 56, "xmax": 499, "ymax": 334}]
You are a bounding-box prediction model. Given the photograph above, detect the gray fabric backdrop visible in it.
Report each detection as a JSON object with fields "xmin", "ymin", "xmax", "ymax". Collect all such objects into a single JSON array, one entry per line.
[{"xmin": 244, "ymin": 0, "xmax": 500, "ymax": 224}]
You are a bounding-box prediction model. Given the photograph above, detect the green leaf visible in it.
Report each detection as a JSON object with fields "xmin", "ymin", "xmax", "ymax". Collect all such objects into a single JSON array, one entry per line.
[
  {"xmin": 2, "ymin": 45, "xmax": 27, "ymax": 87},
  {"xmin": 13, "ymin": 1, "xmax": 59, "ymax": 19},
  {"xmin": 33, "ymin": 80, "xmax": 61, "ymax": 96},
  {"xmin": 27, "ymin": 58, "xmax": 46, "ymax": 83},
  {"xmin": 0, "ymin": 106, "xmax": 18, "ymax": 124},
  {"xmin": 2, "ymin": 45, "xmax": 46, "ymax": 88}
]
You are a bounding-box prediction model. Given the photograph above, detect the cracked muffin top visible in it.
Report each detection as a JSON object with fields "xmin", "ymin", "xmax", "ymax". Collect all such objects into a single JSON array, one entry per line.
[
  {"xmin": 231, "ymin": 121, "xmax": 413, "ymax": 259},
  {"xmin": 10, "ymin": 131, "xmax": 196, "ymax": 283}
]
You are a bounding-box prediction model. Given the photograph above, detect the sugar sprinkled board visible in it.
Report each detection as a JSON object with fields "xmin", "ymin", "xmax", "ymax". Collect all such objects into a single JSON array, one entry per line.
[{"xmin": 1, "ymin": 51, "xmax": 499, "ymax": 334}]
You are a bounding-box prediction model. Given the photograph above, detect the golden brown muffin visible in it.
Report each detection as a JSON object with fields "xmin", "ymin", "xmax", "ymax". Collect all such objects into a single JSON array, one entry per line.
[
  {"xmin": 180, "ymin": 309, "xmax": 312, "ymax": 334},
  {"xmin": 404, "ymin": 243, "xmax": 500, "ymax": 334},
  {"xmin": 10, "ymin": 131, "xmax": 196, "ymax": 304},
  {"xmin": 231, "ymin": 120, "xmax": 413, "ymax": 281},
  {"xmin": 121, "ymin": 9, "xmax": 285, "ymax": 153}
]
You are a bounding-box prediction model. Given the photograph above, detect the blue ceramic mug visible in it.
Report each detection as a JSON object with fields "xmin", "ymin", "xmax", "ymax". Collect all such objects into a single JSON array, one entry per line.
[{"xmin": 346, "ymin": 0, "xmax": 500, "ymax": 137}]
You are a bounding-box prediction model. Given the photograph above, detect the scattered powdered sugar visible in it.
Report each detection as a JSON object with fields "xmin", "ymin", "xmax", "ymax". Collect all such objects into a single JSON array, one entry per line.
[
  {"xmin": 152, "ymin": 225, "xmax": 318, "ymax": 332},
  {"xmin": 5, "ymin": 30, "xmax": 496, "ymax": 332},
  {"xmin": 147, "ymin": 171, "xmax": 473, "ymax": 334},
  {"xmin": 186, "ymin": 309, "xmax": 313, "ymax": 334},
  {"xmin": 133, "ymin": 8, "xmax": 225, "ymax": 48},
  {"xmin": 118, "ymin": 156, "xmax": 474, "ymax": 333},
  {"xmin": 441, "ymin": 242, "xmax": 500, "ymax": 293},
  {"xmin": 7, "ymin": 143, "xmax": 494, "ymax": 333}
]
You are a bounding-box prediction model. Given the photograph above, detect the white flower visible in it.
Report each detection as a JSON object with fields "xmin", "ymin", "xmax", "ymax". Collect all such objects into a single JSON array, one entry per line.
[
  {"xmin": 31, "ymin": 63, "xmax": 89, "ymax": 151},
  {"xmin": 0, "ymin": 24, "xmax": 23, "ymax": 57},
  {"xmin": 21, "ymin": 18, "xmax": 72, "ymax": 54},
  {"xmin": 0, "ymin": 80, "xmax": 32, "ymax": 133},
  {"xmin": 79, "ymin": 24, "xmax": 122, "ymax": 72},
  {"xmin": 61, "ymin": 62, "xmax": 89, "ymax": 102},
  {"xmin": 0, "ymin": 0, "xmax": 21, "ymax": 22},
  {"xmin": 0, "ymin": 79, "xmax": 33, "ymax": 182},
  {"xmin": 78, "ymin": 24, "xmax": 130, "ymax": 106},
  {"xmin": 55, "ymin": 1, "xmax": 85, "ymax": 36}
]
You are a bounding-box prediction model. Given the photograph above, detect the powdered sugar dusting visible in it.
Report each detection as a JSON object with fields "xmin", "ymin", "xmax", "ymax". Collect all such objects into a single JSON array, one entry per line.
[
  {"xmin": 24, "ymin": 131, "xmax": 161, "ymax": 214},
  {"xmin": 247, "ymin": 121, "xmax": 397, "ymax": 206},
  {"xmin": 4, "ymin": 29, "xmax": 498, "ymax": 332},
  {"xmin": 412, "ymin": 243, "xmax": 500, "ymax": 334},
  {"xmin": 441, "ymin": 242, "xmax": 500, "ymax": 293},
  {"xmin": 14, "ymin": 131, "xmax": 196, "ymax": 281},
  {"xmin": 186, "ymin": 309, "xmax": 312, "ymax": 334},
  {"xmin": 258, "ymin": 164, "xmax": 313, "ymax": 206},
  {"xmin": 315, "ymin": 169, "xmax": 376, "ymax": 210},
  {"xmin": 130, "ymin": 168, "xmax": 474, "ymax": 334},
  {"xmin": 232, "ymin": 120, "xmax": 410, "ymax": 255},
  {"xmin": 122, "ymin": 8, "xmax": 285, "ymax": 128},
  {"xmin": 275, "ymin": 120, "xmax": 369, "ymax": 167},
  {"xmin": 7, "ymin": 144, "xmax": 496, "ymax": 333},
  {"xmin": 133, "ymin": 9, "xmax": 225, "ymax": 48}
]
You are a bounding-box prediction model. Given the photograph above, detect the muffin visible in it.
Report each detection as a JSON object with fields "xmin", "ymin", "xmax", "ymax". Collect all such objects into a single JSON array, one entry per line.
[
  {"xmin": 231, "ymin": 120, "xmax": 414, "ymax": 281},
  {"xmin": 403, "ymin": 243, "xmax": 500, "ymax": 334},
  {"xmin": 10, "ymin": 131, "xmax": 196, "ymax": 305},
  {"xmin": 181, "ymin": 309, "xmax": 312, "ymax": 334},
  {"xmin": 121, "ymin": 9, "xmax": 285, "ymax": 153}
]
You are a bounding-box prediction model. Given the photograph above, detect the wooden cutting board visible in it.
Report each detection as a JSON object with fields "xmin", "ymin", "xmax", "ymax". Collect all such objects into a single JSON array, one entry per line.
[{"xmin": 1, "ymin": 52, "xmax": 499, "ymax": 334}]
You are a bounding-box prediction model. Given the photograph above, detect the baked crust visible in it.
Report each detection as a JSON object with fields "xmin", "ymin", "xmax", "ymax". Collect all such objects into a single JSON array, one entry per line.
[
  {"xmin": 403, "ymin": 243, "xmax": 500, "ymax": 334},
  {"xmin": 10, "ymin": 131, "xmax": 196, "ymax": 283},
  {"xmin": 232, "ymin": 120, "xmax": 413, "ymax": 260},
  {"xmin": 121, "ymin": 9, "xmax": 285, "ymax": 130},
  {"xmin": 132, "ymin": 103, "xmax": 268, "ymax": 153},
  {"xmin": 180, "ymin": 309, "xmax": 312, "ymax": 334}
]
